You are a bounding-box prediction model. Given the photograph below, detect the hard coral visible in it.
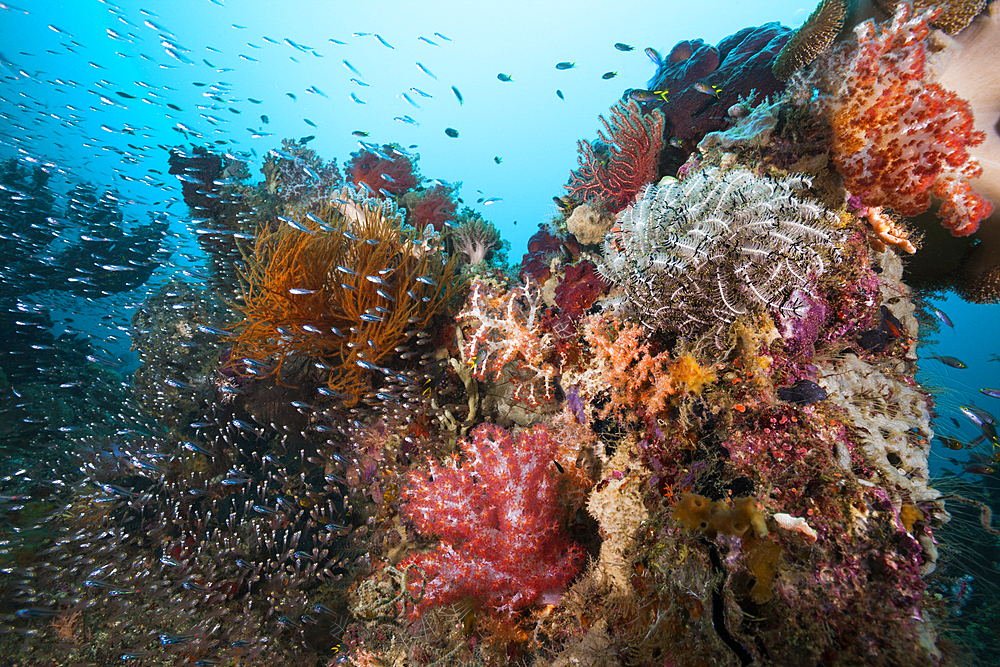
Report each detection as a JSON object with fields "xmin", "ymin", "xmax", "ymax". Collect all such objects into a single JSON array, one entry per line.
[
  {"xmin": 772, "ymin": 0, "xmax": 848, "ymax": 80},
  {"xmin": 398, "ymin": 423, "xmax": 584, "ymax": 619},
  {"xmin": 821, "ymin": 2, "xmax": 992, "ymax": 235},
  {"xmin": 565, "ymin": 100, "xmax": 665, "ymax": 212},
  {"xmin": 228, "ymin": 193, "xmax": 463, "ymax": 406},
  {"xmin": 645, "ymin": 24, "xmax": 791, "ymax": 143}
]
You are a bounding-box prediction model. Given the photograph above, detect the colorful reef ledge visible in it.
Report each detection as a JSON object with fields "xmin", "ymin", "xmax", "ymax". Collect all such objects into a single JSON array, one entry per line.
[{"xmin": 4, "ymin": 2, "xmax": 1000, "ymax": 666}]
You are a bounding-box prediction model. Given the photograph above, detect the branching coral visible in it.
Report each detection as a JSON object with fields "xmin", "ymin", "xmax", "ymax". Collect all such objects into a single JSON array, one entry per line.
[
  {"xmin": 821, "ymin": 2, "xmax": 992, "ymax": 235},
  {"xmin": 581, "ymin": 315, "xmax": 716, "ymax": 421},
  {"xmin": 398, "ymin": 423, "xmax": 584, "ymax": 619},
  {"xmin": 228, "ymin": 192, "xmax": 463, "ymax": 406},
  {"xmin": 598, "ymin": 167, "xmax": 841, "ymax": 354},
  {"xmin": 261, "ymin": 137, "xmax": 342, "ymax": 205},
  {"xmin": 456, "ymin": 277, "xmax": 558, "ymax": 407},
  {"xmin": 565, "ymin": 100, "xmax": 665, "ymax": 212}
]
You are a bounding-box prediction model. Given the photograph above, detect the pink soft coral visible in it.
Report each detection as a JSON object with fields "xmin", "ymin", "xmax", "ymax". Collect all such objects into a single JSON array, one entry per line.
[
  {"xmin": 565, "ymin": 100, "xmax": 665, "ymax": 213},
  {"xmin": 824, "ymin": 2, "xmax": 992, "ymax": 236},
  {"xmin": 399, "ymin": 424, "xmax": 584, "ymax": 618}
]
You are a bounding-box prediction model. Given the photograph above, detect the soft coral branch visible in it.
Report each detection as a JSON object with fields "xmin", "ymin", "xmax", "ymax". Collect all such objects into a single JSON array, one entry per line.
[
  {"xmin": 823, "ymin": 2, "xmax": 992, "ymax": 236},
  {"xmin": 399, "ymin": 424, "xmax": 584, "ymax": 618}
]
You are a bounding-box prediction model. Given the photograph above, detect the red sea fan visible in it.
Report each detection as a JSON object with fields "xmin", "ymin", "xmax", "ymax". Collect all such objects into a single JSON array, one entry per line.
[
  {"xmin": 398, "ymin": 423, "xmax": 584, "ymax": 619},
  {"xmin": 825, "ymin": 2, "xmax": 992, "ymax": 236},
  {"xmin": 565, "ymin": 99, "xmax": 665, "ymax": 212}
]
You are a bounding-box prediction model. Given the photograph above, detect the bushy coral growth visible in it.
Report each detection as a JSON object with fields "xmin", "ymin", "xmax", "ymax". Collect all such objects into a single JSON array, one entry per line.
[
  {"xmin": 582, "ymin": 315, "xmax": 716, "ymax": 421},
  {"xmin": 451, "ymin": 214, "xmax": 500, "ymax": 265},
  {"xmin": 457, "ymin": 277, "xmax": 559, "ymax": 407},
  {"xmin": 345, "ymin": 145, "xmax": 420, "ymax": 197},
  {"xmin": 228, "ymin": 194, "xmax": 463, "ymax": 406},
  {"xmin": 399, "ymin": 423, "xmax": 584, "ymax": 618},
  {"xmin": 401, "ymin": 183, "xmax": 458, "ymax": 232},
  {"xmin": 261, "ymin": 137, "xmax": 343, "ymax": 205},
  {"xmin": 565, "ymin": 100, "xmax": 665, "ymax": 212},
  {"xmin": 822, "ymin": 2, "xmax": 992, "ymax": 235}
]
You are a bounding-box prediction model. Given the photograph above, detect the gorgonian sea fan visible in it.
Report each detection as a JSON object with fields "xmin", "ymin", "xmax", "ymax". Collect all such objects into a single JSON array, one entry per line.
[{"xmin": 599, "ymin": 167, "xmax": 841, "ymax": 353}]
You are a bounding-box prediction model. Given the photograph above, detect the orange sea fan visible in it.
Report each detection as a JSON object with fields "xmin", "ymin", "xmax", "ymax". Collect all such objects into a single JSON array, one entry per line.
[{"xmin": 228, "ymin": 195, "xmax": 464, "ymax": 406}]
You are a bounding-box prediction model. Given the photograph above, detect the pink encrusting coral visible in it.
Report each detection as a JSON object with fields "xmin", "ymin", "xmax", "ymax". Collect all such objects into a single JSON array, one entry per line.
[
  {"xmin": 823, "ymin": 2, "xmax": 992, "ymax": 236},
  {"xmin": 565, "ymin": 99, "xmax": 665, "ymax": 212},
  {"xmin": 398, "ymin": 424, "xmax": 584, "ymax": 618}
]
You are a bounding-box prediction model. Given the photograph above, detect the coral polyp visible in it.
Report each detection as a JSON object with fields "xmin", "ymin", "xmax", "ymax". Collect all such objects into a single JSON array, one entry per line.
[{"xmin": 599, "ymin": 166, "xmax": 841, "ymax": 353}]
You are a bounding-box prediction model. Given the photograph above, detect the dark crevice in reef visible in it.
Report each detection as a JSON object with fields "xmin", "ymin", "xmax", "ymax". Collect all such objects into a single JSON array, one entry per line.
[{"xmin": 708, "ymin": 543, "xmax": 754, "ymax": 666}]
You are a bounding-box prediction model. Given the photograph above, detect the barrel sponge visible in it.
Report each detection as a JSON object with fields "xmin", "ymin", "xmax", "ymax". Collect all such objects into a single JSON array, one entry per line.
[{"xmin": 672, "ymin": 492, "xmax": 768, "ymax": 539}]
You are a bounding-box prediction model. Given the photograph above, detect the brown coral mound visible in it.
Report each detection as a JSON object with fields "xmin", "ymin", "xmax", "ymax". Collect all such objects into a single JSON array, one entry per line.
[
  {"xmin": 229, "ymin": 195, "xmax": 463, "ymax": 406},
  {"xmin": 772, "ymin": 0, "xmax": 848, "ymax": 80},
  {"xmin": 874, "ymin": 0, "xmax": 989, "ymax": 34}
]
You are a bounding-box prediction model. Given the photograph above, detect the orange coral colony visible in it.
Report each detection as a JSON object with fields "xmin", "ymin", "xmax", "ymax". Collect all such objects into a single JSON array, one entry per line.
[{"xmin": 228, "ymin": 194, "xmax": 463, "ymax": 406}]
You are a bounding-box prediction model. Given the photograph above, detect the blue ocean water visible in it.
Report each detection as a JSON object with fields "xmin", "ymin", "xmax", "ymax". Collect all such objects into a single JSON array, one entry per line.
[{"xmin": 2, "ymin": 1, "xmax": 1000, "ymax": 664}]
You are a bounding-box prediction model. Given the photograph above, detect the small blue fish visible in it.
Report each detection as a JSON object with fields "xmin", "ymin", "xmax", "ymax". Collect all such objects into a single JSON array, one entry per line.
[
  {"xmin": 614, "ymin": 42, "xmax": 634, "ymax": 51},
  {"xmin": 555, "ymin": 61, "xmax": 575, "ymax": 70},
  {"xmin": 350, "ymin": 92, "xmax": 366, "ymax": 104},
  {"xmin": 417, "ymin": 36, "xmax": 438, "ymax": 46},
  {"xmin": 497, "ymin": 73, "xmax": 513, "ymax": 82},
  {"xmin": 602, "ymin": 71, "xmax": 618, "ymax": 79},
  {"xmin": 644, "ymin": 47, "xmax": 662, "ymax": 67},
  {"xmin": 343, "ymin": 59, "xmax": 361, "ymax": 75},
  {"xmin": 416, "ymin": 62, "xmax": 437, "ymax": 79},
  {"xmin": 451, "ymin": 85, "xmax": 463, "ymax": 105},
  {"xmin": 930, "ymin": 306, "xmax": 954, "ymax": 328},
  {"xmin": 556, "ymin": 89, "xmax": 564, "ymax": 100}
]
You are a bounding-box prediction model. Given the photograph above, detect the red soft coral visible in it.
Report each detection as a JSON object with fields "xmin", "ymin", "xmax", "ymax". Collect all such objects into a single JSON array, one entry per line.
[
  {"xmin": 399, "ymin": 423, "xmax": 584, "ymax": 619},
  {"xmin": 825, "ymin": 2, "xmax": 992, "ymax": 236},
  {"xmin": 345, "ymin": 147, "xmax": 420, "ymax": 198},
  {"xmin": 565, "ymin": 99, "xmax": 665, "ymax": 213},
  {"xmin": 404, "ymin": 184, "xmax": 458, "ymax": 231}
]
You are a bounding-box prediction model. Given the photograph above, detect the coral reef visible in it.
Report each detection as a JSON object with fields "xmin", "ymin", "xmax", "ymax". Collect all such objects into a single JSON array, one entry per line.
[{"xmin": 565, "ymin": 100, "xmax": 665, "ymax": 212}]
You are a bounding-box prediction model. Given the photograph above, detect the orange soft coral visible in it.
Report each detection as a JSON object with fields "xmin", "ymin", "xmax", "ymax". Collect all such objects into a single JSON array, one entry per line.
[
  {"xmin": 582, "ymin": 316, "xmax": 716, "ymax": 421},
  {"xmin": 824, "ymin": 2, "xmax": 992, "ymax": 236}
]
